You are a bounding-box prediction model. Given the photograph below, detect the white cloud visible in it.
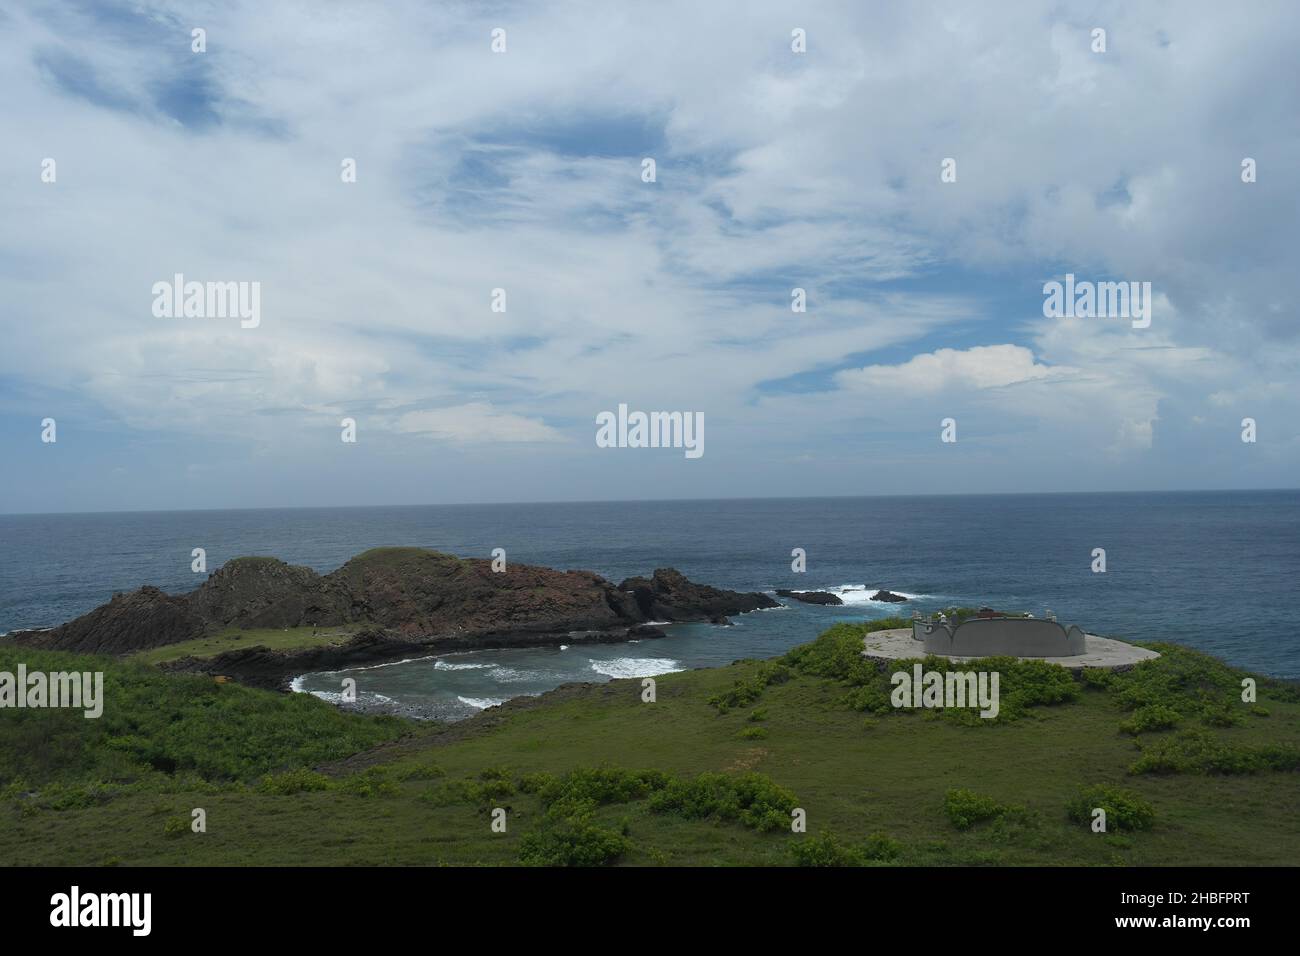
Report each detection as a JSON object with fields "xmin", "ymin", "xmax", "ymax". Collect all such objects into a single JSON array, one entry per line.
[
  {"xmin": 394, "ymin": 404, "xmax": 565, "ymax": 444},
  {"xmin": 1, "ymin": 0, "xmax": 1296, "ymax": 505},
  {"xmin": 835, "ymin": 345, "xmax": 1060, "ymax": 393}
]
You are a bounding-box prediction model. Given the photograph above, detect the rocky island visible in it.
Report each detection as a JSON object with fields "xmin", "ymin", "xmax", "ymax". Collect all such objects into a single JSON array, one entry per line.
[{"xmin": 6, "ymin": 547, "xmax": 778, "ymax": 689}]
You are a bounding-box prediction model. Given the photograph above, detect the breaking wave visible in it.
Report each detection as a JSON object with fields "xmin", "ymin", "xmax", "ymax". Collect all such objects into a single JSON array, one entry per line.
[{"xmin": 588, "ymin": 657, "xmax": 684, "ymax": 679}]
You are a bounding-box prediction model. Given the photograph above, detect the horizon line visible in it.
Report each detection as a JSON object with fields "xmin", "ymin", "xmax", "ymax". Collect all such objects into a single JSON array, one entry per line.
[{"xmin": 3, "ymin": 486, "xmax": 1297, "ymax": 519}]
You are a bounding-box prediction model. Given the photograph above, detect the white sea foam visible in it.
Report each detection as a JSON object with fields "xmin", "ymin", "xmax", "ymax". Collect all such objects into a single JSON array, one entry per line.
[
  {"xmin": 340, "ymin": 653, "xmax": 437, "ymax": 673},
  {"xmin": 433, "ymin": 659, "xmax": 493, "ymax": 671},
  {"xmin": 794, "ymin": 585, "xmax": 926, "ymax": 605},
  {"xmin": 458, "ymin": 696, "xmax": 505, "ymax": 710},
  {"xmin": 289, "ymin": 682, "xmax": 395, "ymax": 707},
  {"xmin": 307, "ymin": 690, "xmax": 346, "ymax": 704},
  {"xmin": 492, "ymin": 666, "xmax": 567, "ymax": 683},
  {"xmin": 559, "ymin": 645, "xmax": 569, "ymax": 650},
  {"xmin": 589, "ymin": 657, "xmax": 684, "ymax": 679}
]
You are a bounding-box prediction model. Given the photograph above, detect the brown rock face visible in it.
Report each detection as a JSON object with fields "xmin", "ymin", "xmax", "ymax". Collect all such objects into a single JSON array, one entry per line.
[
  {"xmin": 187, "ymin": 557, "xmax": 349, "ymax": 630},
  {"xmin": 328, "ymin": 549, "xmax": 628, "ymax": 637},
  {"xmin": 12, "ymin": 586, "xmax": 205, "ymax": 655},
  {"xmin": 8, "ymin": 547, "xmax": 778, "ymax": 656}
]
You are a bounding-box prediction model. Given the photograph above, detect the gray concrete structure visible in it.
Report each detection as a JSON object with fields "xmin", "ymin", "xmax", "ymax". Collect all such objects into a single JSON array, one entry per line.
[
  {"xmin": 862, "ymin": 628, "xmax": 1161, "ymax": 670},
  {"xmin": 914, "ymin": 616, "xmax": 1087, "ymax": 657}
]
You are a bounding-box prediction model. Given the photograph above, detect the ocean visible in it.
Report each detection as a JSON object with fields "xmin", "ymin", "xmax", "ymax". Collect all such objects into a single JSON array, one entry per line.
[{"xmin": 2, "ymin": 491, "xmax": 1297, "ymax": 719}]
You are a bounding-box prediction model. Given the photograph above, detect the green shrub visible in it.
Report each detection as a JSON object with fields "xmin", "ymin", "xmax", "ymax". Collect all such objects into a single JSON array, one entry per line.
[
  {"xmin": 943, "ymin": 788, "xmax": 1019, "ymax": 830},
  {"xmin": 784, "ymin": 624, "xmax": 1079, "ymax": 722},
  {"xmin": 791, "ymin": 832, "xmax": 860, "ymax": 866},
  {"xmin": 791, "ymin": 831, "xmax": 903, "ymax": 866},
  {"xmin": 0, "ymin": 647, "xmax": 404, "ymax": 790},
  {"xmin": 530, "ymin": 767, "xmax": 669, "ymax": 814},
  {"xmin": 862, "ymin": 832, "xmax": 904, "ymax": 861},
  {"xmin": 738, "ymin": 725, "xmax": 769, "ymax": 740},
  {"xmin": 1066, "ymin": 785, "xmax": 1155, "ymax": 831},
  {"xmin": 1200, "ymin": 703, "xmax": 1245, "ymax": 728},
  {"xmin": 647, "ymin": 772, "xmax": 797, "ymax": 832},
  {"xmin": 1119, "ymin": 704, "xmax": 1182, "ymax": 735},
  {"xmin": 518, "ymin": 815, "xmax": 631, "ymax": 866},
  {"xmin": 783, "ymin": 622, "xmax": 896, "ymax": 684},
  {"xmin": 393, "ymin": 763, "xmax": 445, "ymax": 781},
  {"xmin": 163, "ymin": 816, "xmax": 189, "ymax": 839},
  {"xmin": 26, "ymin": 781, "xmax": 123, "ymax": 811},
  {"xmin": 336, "ymin": 768, "xmax": 398, "ymax": 797},
  {"xmin": 1104, "ymin": 645, "xmax": 1289, "ymax": 733},
  {"xmin": 707, "ymin": 662, "xmax": 791, "ymax": 713},
  {"xmin": 1130, "ymin": 729, "xmax": 1300, "ymax": 775},
  {"xmin": 257, "ymin": 768, "xmax": 331, "ymax": 795}
]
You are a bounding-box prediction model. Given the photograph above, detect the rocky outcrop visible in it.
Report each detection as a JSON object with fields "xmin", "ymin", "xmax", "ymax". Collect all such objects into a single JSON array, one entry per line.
[
  {"xmin": 8, "ymin": 548, "xmax": 777, "ymax": 663},
  {"xmin": 12, "ymin": 585, "xmax": 206, "ymax": 655},
  {"xmin": 775, "ymin": 589, "xmax": 844, "ymax": 606},
  {"xmin": 616, "ymin": 568, "xmax": 779, "ymax": 620},
  {"xmin": 187, "ymin": 557, "xmax": 349, "ymax": 629},
  {"xmin": 871, "ymin": 590, "xmax": 909, "ymax": 603}
]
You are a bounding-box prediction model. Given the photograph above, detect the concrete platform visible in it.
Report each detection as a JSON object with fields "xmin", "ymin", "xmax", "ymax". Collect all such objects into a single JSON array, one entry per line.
[{"xmin": 861, "ymin": 628, "xmax": 1160, "ymax": 671}]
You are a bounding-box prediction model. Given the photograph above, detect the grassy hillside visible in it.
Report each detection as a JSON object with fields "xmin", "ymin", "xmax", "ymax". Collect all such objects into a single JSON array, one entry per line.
[
  {"xmin": 2, "ymin": 622, "xmax": 1298, "ymax": 866},
  {"xmin": 130, "ymin": 624, "xmax": 365, "ymax": 666}
]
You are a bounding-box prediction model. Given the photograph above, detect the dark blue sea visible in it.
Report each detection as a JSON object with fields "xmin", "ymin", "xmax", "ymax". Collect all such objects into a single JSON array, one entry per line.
[{"xmin": 2, "ymin": 491, "xmax": 1297, "ymax": 718}]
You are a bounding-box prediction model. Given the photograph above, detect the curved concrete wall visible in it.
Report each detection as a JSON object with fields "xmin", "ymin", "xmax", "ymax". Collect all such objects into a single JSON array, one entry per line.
[{"xmin": 912, "ymin": 618, "xmax": 1087, "ymax": 657}]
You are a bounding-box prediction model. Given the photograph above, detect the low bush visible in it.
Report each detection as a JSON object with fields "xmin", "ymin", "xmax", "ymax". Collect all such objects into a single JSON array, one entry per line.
[
  {"xmin": 1066, "ymin": 785, "xmax": 1155, "ymax": 831},
  {"xmin": 708, "ymin": 662, "xmax": 791, "ymax": 713},
  {"xmin": 518, "ymin": 815, "xmax": 631, "ymax": 867},
  {"xmin": 790, "ymin": 831, "xmax": 904, "ymax": 866},
  {"xmin": 647, "ymin": 772, "xmax": 797, "ymax": 832},
  {"xmin": 1119, "ymin": 704, "xmax": 1182, "ymax": 735},
  {"xmin": 257, "ymin": 768, "xmax": 331, "ymax": 795},
  {"xmin": 943, "ymin": 788, "xmax": 1020, "ymax": 830},
  {"xmin": 1130, "ymin": 729, "xmax": 1300, "ymax": 775}
]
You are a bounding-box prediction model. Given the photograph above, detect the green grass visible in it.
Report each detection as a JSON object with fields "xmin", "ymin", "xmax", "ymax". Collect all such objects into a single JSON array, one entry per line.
[
  {"xmin": 131, "ymin": 625, "xmax": 364, "ymax": 666},
  {"xmin": 0, "ymin": 646, "xmax": 405, "ymax": 790},
  {"xmin": 2, "ymin": 622, "xmax": 1299, "ymax": 866}
]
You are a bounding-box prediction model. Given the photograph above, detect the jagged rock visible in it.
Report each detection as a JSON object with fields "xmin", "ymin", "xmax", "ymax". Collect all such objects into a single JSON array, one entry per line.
[
  {"xmin": 627, "ymin": 624, "xmax": 667, "ymax": 639},
  {"xmin": 9, "ymin": 586, "xmax": 204, "ymax": 655},
  {"xmin": 871, "ymin": 590, "xmax": 908, "ymax": 603},
  {"xmin": 775, "ymin": 589, "xmax": 844, "ymax": 606},
  {"xmin": 616, "ymin": 568, "xmax": 779, "ymax": 621},
  {"xmin": 9, "ymin": 548, "xmax": 777, "ymax": 660},
  {"xmin": 188, "ymin": 557, "xmax": 348, "ymax": 630}
]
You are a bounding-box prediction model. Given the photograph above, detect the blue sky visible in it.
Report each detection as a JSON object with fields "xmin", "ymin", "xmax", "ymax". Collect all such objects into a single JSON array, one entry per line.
[{"xmin": 1, "ymin": 0, "xmax": 1298, "ymax": 513}]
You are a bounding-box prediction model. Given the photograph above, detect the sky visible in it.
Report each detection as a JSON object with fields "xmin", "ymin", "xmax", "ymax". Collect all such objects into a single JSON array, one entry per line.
[{"xmin": 1, "ymin": 0, "xmax": 1297, "ymax": 514}]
